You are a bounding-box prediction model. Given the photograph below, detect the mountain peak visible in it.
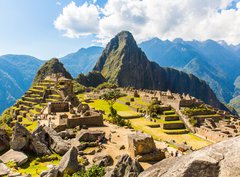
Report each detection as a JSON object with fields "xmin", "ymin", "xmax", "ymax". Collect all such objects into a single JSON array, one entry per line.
[{"xmin": 33, "ymin": 58, "xmax": 72, "ymax": 84}]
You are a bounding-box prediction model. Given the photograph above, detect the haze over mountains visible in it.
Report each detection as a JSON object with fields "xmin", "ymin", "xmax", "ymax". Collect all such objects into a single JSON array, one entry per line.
[{"xmin": 0, "ymin": 31, "xmax": 240, "ymax": 114}]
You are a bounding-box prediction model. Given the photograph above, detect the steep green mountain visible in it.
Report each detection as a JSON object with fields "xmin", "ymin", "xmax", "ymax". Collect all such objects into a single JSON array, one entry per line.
[
  {"xmin": 140, "ymin": 38, "xmax": 237, "ymax": 103},
  {"xmin": 75, "ymin": 71, "xmax": 106, "ymax": 87},
  {"xmin": 0, "ymin": 55, "xmax": 43, "ymax": 114},
  {"xmin": 94, "ymin": 31, "xmax": 227, "ymax": 110},
  {"xmin": 60, "ymin": 46, "xmax": 103, "ymax": 77},
  {"xmin": 33, "ymin": 58, "xmax": 72, "ymax": 84}
]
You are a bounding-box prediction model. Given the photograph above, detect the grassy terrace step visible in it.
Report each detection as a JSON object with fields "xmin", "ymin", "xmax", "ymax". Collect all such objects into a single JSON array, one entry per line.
[
  {"xmin": 49, "ymin": 94, "xmax": 62, "ymax": 100},
  {"xmin": 32, "ymin": 85, "xmax": 46, "ymax": 90},
  {"xmin": 163, "ymin": 129, "xmax": 189, "ymax": 134},
  {"xmin": 45, "ymin": 98, "xmax": 59, "ymax": 103},
  {"xmin": 22, "ymin": 96, "xmax": 41, "ymax": 103},
  {"xmin": 19, "ymin": 100, "xmax": 37, "ymax": 107},
  {"xmin": 29, "ymin": 109, "xmax": 40, "ymax": 115}
]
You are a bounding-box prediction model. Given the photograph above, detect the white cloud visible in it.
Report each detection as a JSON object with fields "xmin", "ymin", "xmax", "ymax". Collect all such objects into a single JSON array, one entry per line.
[
  {"xmin": 54, "ymin": 0, "xmax": 240, "ymax": 44},
  {"xmin": 54, "ymin": 1, "xmax": 100, "ymax": 38}
]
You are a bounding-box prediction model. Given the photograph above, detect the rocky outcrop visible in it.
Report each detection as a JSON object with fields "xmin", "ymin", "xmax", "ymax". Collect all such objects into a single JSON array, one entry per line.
[
  {"xmin": 106, "ymin": 154, "xmax": 143, "ymax": 177},
  {"xmin": 0, "ymin": 149, "xmax": 28, "ymax": 166},
  {"xmin": 0, "ymin": 163, "xmax": 11, "ymax": 176},
  {"xmin": 0, "ymin": 129, "xmax": 9, "ymax": 152},
  {"xmin": 58, "ymin": 146, "xmax": 81, "ymax": 175},
  {"xmin": 92, "ymin": 154, "xmax": 114, "ymax": 167},
  {"xmin": 93, "ymin": 31, "xmax": 228, "ymax": 111},
  {"xmin": 139, "ymin": 136, "xmax": 240, "ymax": 177},
  {"xmin": 11, "ymin": 123, "xmax": 51, "ymax": 156},
  {"xmin": 58, "ymin": 129, "xmax": 76, "ymax": 139},
  {"xmin": 128, "ymin": 132, "xmax": 165, "ymax": 162},
  {"xmin": 76, "ymin": 130, "xmax": 105, "ymax": 142},
  {"xmin": 35, "ymin": 125, "xmax": 69, "ymax": 155},
  {"xmin": 10, "ymin": 122, "xmax": 30, "ymax": 151}
]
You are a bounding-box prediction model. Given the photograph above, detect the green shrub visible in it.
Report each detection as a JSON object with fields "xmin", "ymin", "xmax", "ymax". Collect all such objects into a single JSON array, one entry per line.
[{"xmin": 71, "ymin": 165, "xmax": 105, "ymax": 177}]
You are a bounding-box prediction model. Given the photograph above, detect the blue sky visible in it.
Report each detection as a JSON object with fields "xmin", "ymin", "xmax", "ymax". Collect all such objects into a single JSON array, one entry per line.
[
  {"xmin": 0, "ymin": 0, "xmax": 240, "ymax": 60},
  {"xmin": 0, "ymin": 0, "xmax": 105, "ymax": 60}
]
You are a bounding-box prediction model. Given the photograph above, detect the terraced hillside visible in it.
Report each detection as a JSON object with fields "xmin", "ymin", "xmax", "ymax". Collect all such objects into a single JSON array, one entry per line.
[{"xmin": 12, "ymin": 79, "xmax": 64, "ymax": 122}]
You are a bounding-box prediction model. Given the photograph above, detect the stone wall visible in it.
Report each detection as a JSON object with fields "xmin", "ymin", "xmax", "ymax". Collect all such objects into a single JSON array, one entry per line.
[
  {"xmin": 160, "ymin": 122, "xmax": 185, "ymax": 130},
  {"xmin": 67, "ymin": 115, "xmax": 103, "ymax": 128},
  {"xmin": 196, "ymin": 126, "xmax": 231, "ymax": 142},
  {"xmin": 48, "ymin": 102, "xmax": 69, "ymax": 113}
]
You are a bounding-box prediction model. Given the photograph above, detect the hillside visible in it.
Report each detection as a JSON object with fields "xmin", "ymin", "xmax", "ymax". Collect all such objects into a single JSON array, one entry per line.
[
  {"xmin": 93, "ymin": 31, "xmax": 227, "ymax": 111},
  {"xmin": 33, "ymin": 58, "xmax": 72, "ymax": 84},
  {"xmin": 0, "ymin": 55, "xmax": 43, "ymax": 114},
  {"xmin": 60, "ymin": 46, "xmax": 103, "ymax": 77}
]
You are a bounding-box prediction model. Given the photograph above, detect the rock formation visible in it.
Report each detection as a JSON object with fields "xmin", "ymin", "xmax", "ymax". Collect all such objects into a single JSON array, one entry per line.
[
  {"xmin": 139, "ymin": 136, "xmax": 240, "ymax": 177},
  {"xmin": 0, "ymin": 149, "xmax": 28, "ymax": 166},
  {"xmin": 0, "ymin": 129, "xmax": 9, "ymax": 152},
  {"xmin": 10, "ymin": 122, "xmax": 51, "ymax": 156},
  {"xmin": 106, "ymin": 154, "xmax": 143, "ymax": 177},
  {"xmin": 92, "ymin": 154, "xmax": 114, "ymax": 167},
  {"xmin": 93, "ymin": 31, "xmax": 228, "ymax": 111},
  {"xmin": 58, "ymin": 146, "xmax": 81, "ymax": 175},
  {"xmin": 128, "ymin": 132, "xmax": 165, "ymax": 162}
]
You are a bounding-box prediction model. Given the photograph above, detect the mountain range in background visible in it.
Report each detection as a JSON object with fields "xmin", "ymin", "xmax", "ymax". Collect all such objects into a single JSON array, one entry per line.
[{"xmin": 0, "ymin": 32, "xmax": 240, "ymax": 114}]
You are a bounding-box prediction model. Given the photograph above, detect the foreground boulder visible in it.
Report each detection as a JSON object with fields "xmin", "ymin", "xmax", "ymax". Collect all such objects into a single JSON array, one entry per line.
[
  {"xmin": 76, "ymin": 130, "xmax": 105, "ymax": 142},
  {"xmin": 58, "ymin": 146, "xmax": 81, "ymax": 175},
  {"xmin": 11, "ymin": 123, "xmax": 51, "ymax": 156},
  {"xmin": 35, "ymin": 125, "xmax": 69, "ymax": 155},
  {"xmin": 0, "ymin": 129, "xmax": 9, "ymax": 152},
  {"xmin": 106, "ymin": 154, "xmax": 143, "ymax": 177},
  {"xmin": 93, "ymin": 154, "xmax": 114, "ymax": 167},
  {"xmin": 139, "ymin": 136, "xmax": 240, "ymax": 177},
  {"xmin": 10, "ymin": 122, "xmax": 30, "ymax": 151},
  {"xmin": 0, "ymin": 163, "xmax": 11, "ymax": 176},
  {"xmin": 128, "ymin": 132, "xmax": 165, "ymax": 162},
  {"xmin": 0, "ymin": 149, "xmax": 28, "ymax": 166}
]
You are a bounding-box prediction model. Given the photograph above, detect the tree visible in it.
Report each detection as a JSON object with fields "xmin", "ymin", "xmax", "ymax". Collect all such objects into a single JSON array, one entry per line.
[{"xmin": 101, "ymin": 90, "xmax": 127, "ymax": 126}]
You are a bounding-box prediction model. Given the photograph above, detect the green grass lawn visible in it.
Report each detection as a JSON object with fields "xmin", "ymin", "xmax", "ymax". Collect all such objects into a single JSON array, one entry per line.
[
  {"xmin": 129, "ymin": 118, "xmax": 212, "ymax": 150},
  {"xmin": 117, "ymin": 111, "xmax": 141, "ymax": 118}
]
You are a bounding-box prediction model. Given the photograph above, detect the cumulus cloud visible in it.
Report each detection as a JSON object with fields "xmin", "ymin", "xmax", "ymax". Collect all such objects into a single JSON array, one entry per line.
[
  {"xmin": 54, "ymin": 0, "xmax": 240, "ymax": 44},
  {"xmin": 54, "ymin": 1, "xmax": 100, "ymax": 38}
]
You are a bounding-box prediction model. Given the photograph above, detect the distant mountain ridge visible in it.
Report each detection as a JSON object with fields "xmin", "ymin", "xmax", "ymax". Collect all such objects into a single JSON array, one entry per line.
[
  {"xmin": 93, "ymin": 31, "xmax": 228, "ymax": 111},
  {"xmin": 1, "ymin": 36, "xmax": 240, "ymax": 114},
  {"xmin": 0, "ymin": 55, "xmax": 43, "ymax": 114},
  {"xmin": 60, "ymin": 46, "xmax": 103, "ymax": 77},
  {"xmin": 139, "ymin": 38, "xmax": 240, "ymax": 103}
]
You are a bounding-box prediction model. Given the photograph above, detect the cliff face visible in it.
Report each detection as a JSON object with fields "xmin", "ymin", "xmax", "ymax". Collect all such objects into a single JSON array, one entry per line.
[
  {"xmin": 33, "ymin": 58, "xmax": 72, "ymax": 84},
  {"xmin": 94, "ymin": 31, "xmax": 227, "ymax": 110}
]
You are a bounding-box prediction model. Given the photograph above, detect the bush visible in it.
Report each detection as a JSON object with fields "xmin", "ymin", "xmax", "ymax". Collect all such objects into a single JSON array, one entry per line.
[
  {"xmin": 72, "ymin": 80, "xmax": 86, "ymax": 94},
  {"xmin": 96, "ymin": 82, "xmax": 118, "ymax": 90},
  {"xmin": 71, "ymin": 165, "xmax": 105, "ymax": 177}
]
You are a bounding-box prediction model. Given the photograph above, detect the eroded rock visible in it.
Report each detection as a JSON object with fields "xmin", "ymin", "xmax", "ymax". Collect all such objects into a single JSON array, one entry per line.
[
  {"xmin": 0, "ymin": 129, "xmax": 9, "ymax": 152},
  {"xmin": 106, "ymin": 154, "xmax": 143, "ymax": 177},
  {"xmin": 92, "ymin": 154, "xmax": 114, "ymax": 167},
  {"xmin": 0, "ymin": 149, "xmax": 28, "ymax": 166},
  {"xmin": 76, "ymin": 130, "xmax": 105, "ymax": 142},
  {"xmin": 139, "ymin": 136, "xmax": 240, "ymax": 177},
  {"xmin": 58, "ymin": 146, "xmax": 81, "ymax": 175}
]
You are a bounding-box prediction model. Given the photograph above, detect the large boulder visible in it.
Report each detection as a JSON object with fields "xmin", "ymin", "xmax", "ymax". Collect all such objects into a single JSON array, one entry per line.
[
  {"xmin": 58, "ymin": 129, "xmax": 76, "ymax": 139},
  {"xmin": 76, "ymin": 130, "xmax": 105, "ymax": 142},
  {"xmin": 0, "ymin": 163, "xmax": 11, "ymax": 176},
  {"xmin": 40, "ymin": 166, "xmax": 59, "ymax": 177},
  {"xmin": 11, "ymin": 123, "xmax": 51, "ymax": 156},
  {"xmin": 58, "ymin": 146, "xmax": 81, "ymax": 175},
  {"xmin": 92, "ymin": 154, "xmax": 114, "ymax": 167},
  {"xmin": 128, "ymin": 132, "xmax": 165, "ymax": 162},
  {"xmin": 0, "ymin": 129, "xmax": 10, "ymax": 152},
  {"xmin": 106, "ymin": 154, "xmax": 143, "ymax": 177},
  {"xmin": 139, "ymin": 136, "xmax": 240, "ymax": 177},
  {"xmin": 35, "ymin": 125, "xmax": 69, "ymax": 155},
  {"xmin": 0, "ymin": 149, "xmax": 28, "ymax": 166},
  {"xmin": 10, "ymin": 122, "xmax": 30, "ymax": 151}
]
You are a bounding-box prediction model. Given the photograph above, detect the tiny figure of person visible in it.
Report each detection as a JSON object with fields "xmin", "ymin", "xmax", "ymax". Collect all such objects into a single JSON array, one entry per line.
[{"xmin": 108, "ymin": 133, "xmax": 112, "ymax": 143}]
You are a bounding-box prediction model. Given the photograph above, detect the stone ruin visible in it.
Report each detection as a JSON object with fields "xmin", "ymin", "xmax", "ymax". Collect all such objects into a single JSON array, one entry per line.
[
  {"xmin": 128, "ymin": 132, "xmax": 165, "ymax": 162},
  {"xmin": 39, "ymin": 101, "xmax": 103, "ymax": 132}
]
